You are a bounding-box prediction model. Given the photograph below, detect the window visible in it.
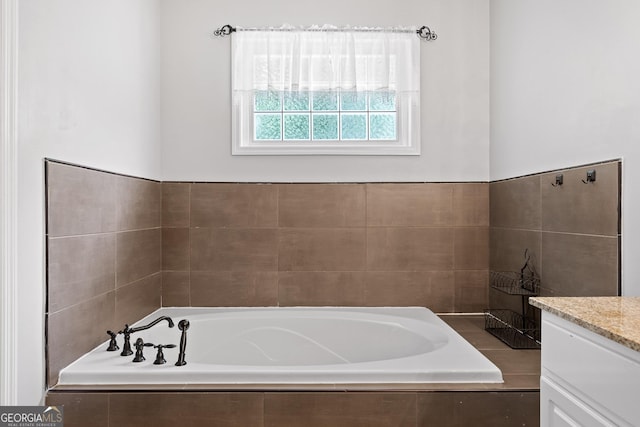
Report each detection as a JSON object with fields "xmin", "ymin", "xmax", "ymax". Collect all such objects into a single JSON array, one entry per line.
[
  {"xmin": 254, "ymin": 90, "xmax": 397, "ymax": 141},
  {"xmin": 232, "ymin": 26, "xmax": 420, "ymax": 155}
]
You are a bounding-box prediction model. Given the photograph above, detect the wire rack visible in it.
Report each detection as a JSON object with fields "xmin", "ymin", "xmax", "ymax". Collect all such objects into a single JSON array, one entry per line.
[
  {"xmin": 484, "ymin": 309, "xmax": 541, "ymax": 349},
  {"xmin": 490, "ymin": 271, "xmax": 540, "ymax": 296}
]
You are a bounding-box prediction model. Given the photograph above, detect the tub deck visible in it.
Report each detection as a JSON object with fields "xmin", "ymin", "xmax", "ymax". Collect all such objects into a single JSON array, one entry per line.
[{"xmin": 438, "ymin": 314, "xmax": 540, "ymax": 391}]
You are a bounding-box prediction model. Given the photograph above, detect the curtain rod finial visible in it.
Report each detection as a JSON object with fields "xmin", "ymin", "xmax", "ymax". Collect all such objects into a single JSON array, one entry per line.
[
  {"xmin": 416, "ymin": 26, "xmax": 437, "ymax": 41},
  {"xmin": 213, "ymin": 24, "xmax": 236, "ymax": 38}
]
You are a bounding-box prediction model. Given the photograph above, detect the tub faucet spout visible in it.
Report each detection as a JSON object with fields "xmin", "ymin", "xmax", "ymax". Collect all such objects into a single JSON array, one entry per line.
[
  {"xmin": 118, "ymin": 316, "xmax": 175, "ymax": 356},
  {"xmin": 128, "ymin": 316, "xmax": 175, "ymax": 333}
]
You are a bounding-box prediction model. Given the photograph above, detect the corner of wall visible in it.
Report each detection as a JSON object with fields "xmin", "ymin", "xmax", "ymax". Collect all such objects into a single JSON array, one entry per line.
[{"xmin": 0, "ymin": 0, "xmax": 20, "ymax": 406}]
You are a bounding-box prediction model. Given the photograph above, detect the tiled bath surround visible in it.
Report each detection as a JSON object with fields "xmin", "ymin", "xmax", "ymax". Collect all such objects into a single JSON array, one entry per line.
[
  {"xmin": 46, "ymin": 160, "xmax": 490, "ymax": 386},
  {"xmin": 489, "ymin": 160, "xmax": 621, "ymax": 312},
  {"xmin": 46, "ymin": 161, "xmax": 162, "ymax": 386},
  {"xmin": 46, "ymin": 159, "xmax": 620, "ymax": 390},
  {"xmin": 47, "ymin": 390, "xmax": 539, "ymax": 427},
  {"xmin": 44, "ymin": 160, "xmax": 556, "ymax": 426},
  {"xmin": 162, "ymin": 182, "xmax": 490, "ymax": 311}
]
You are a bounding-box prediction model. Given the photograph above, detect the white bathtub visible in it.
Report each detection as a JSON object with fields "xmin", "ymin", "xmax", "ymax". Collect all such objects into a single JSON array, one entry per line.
[{"xmin": 57, "ymin": 307, "xmax": 503, "ymax": 386}]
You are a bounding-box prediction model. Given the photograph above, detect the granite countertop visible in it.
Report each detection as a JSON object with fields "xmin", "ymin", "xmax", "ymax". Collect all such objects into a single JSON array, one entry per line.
[{"xmin": 529, "ymin": 296, "xmax": 640, "ymax": 352}]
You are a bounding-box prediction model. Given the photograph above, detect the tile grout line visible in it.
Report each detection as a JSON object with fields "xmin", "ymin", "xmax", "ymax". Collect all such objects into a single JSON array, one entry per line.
[
  {"xmin": 188, "ymin": 183, "xmax": 192, "ymax": 307},
  {"xmin": 539, "ymin": 175, "xmax": 544, "ymax": 291},
  {"xmin": 364, "ymin": 184, "xmax": 369, "ymax": 305},
  {"xmin": 275, "ymin": 184, "xmax": 280, "ymax": 307}
]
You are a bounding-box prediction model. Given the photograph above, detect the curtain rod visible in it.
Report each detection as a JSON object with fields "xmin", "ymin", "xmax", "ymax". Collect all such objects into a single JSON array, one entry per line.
[{"xmin": 212, "ymin": 24, "xmax": 437, "ymax": 41}]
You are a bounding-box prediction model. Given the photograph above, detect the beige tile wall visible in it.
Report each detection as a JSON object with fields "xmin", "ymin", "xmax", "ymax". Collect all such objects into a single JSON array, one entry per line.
[
  {"xmin": 46, "ymin": 161, "xmax": 162, "ymax": 386},
  {"xmin": 161, "ymin": 182, "xmax": 490, "ymax": 312},
  {"xmin": 46, "ymin": 159, "xmax": 619, "ymax": 390},
  {"xmin": 489, "ymin": 160, "xmax": 621, "ymax": 312},
  {"xmin": 47, "ymin": 165, "xmax": 489, "ymax": 386},
  {"xmin": 47, "ymin": 390, "xmax": 539, "ymax": 427}
]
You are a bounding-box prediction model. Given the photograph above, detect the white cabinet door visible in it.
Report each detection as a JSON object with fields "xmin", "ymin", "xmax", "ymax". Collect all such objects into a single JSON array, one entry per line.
[
  {"xmin": 542, "ymin": 316, "xmax": 640, "ymax": 421},
  {"xmin": 541, "ymin": 377, "xmax": 616, "ymax": 427},
  {"xmin": 540, "ymin": 312, "xmax": 640, "ymax": 427}
]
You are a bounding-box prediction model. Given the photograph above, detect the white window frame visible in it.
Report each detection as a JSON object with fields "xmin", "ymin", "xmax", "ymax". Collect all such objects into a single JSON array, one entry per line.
[{"xmin": 233, "ymin": 90, "xmax": 419, "ymax": 155}]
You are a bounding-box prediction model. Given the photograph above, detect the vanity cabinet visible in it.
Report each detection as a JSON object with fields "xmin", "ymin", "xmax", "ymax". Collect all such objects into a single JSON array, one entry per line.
[{"xmin": 539, "ymin": 312, "xmax": 640, "ymax": 427}]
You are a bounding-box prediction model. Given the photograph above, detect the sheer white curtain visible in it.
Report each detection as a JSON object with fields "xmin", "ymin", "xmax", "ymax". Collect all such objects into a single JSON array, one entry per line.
[
  {"xmin": 231, "ymin": 25, "xmax": 421, "ymax": 155},
  {"xmin": 232, "ymin": 25, "xmax": 420, "ymax": 93}
]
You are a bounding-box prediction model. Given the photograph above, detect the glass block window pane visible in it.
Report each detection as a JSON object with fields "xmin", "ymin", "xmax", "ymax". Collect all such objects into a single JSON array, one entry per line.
[
  {"xmin": 341, "ymin": 113, "xmax": 367, "ymax": 140},
  {"xmin": 369, "ymin": 92, "xmax": 396, "ymax": 111},
  {"xmin": 370, "ymin": 113, "xmax": 396, "ymax": 140},
  {"xmin": 255, "ymin": 113, "xmax": 282, "ymax": 140},
  {"xmin": 252, "ymin": 90, "xmax": 397, "ymax": 144},
  {"xmin": 284, "ymin": 92, "xmax": 310, "ymax": 111},
  {"xmin": 284, "ymin": 113, "xmax": 310, "ymax": 140},
  {"xmin": 312, "ymin": 91, "xmax": 339, "ymax": 111},
  {"xmin": 254, "ymin": 91, "xmax": 281, "ymax": 112},
  {"xmin": 340, "ymin": 92, "xmax": 367, "ymax": 111},
  {"xmin": 312, "ymin": 114, "xmax": 339, "ymax": 140}
]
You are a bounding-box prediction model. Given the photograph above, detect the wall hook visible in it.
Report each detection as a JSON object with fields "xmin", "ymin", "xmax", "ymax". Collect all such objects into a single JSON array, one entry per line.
[
  {"xmin": 551, "ymin": 174, "xmax": 563, "ymax": 187},
  {"xmin": 582, "ymin": 169, "xmax": 596, "ymax": 184}
]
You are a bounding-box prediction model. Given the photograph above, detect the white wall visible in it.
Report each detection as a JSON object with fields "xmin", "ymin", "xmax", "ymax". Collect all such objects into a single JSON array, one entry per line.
[
  {"xmin": 15, "ymin": 0, "xmax": 637, "ymax": 404},
  {"xmin": 17, "ymin": 0, "xmax": 161, "ymax": 403},
  {"xmin": 14, "ymin": 0, "xmax": 489, "ymax": 405},
  {"xmin": 490, "ymin": 0, "xmax": 640, "ymax": 294},
  {"xmin": 160, "ymin": 0, "xmax": 490, "ymax": 182}
]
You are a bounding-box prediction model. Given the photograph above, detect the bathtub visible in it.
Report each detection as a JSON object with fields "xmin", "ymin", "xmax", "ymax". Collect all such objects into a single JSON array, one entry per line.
[{"xmin": 57, "ymin": 307, "xmax": 503, "ymax": 386}]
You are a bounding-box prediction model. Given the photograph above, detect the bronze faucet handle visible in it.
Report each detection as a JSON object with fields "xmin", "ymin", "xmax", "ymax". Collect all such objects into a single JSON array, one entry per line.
[
  {"xmin": 153, "ymin": 344, "xmax": 176, "ymax": 365},
  {"xmin": 106, "ymin": 330, "xmax": 119, "ymax": 351},
  {"xmin": 132, "ymin": 337, "xmax": 154, "ymax": 363}
]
